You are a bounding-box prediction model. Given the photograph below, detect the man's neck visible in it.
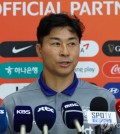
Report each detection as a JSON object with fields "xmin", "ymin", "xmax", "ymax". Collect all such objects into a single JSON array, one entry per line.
[{"xmin": 42, "ymin": 71, "xmax": 74, "ymax": 93}]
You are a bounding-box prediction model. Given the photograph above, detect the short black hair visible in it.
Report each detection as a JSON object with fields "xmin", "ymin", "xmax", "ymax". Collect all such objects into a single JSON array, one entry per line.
[{"xmin": 37, "ymin": 13, "xmax": 85, "ymax": 45}]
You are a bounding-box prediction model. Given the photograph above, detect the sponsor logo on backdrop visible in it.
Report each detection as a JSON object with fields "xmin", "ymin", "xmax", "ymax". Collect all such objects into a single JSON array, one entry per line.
[
  {"xmin": 102, "ymin": 41, "xmax": 120, "ymax": 56},
  {"xmin": 108, "ymin": 88, "xmax": 119, "ymax": 94},
  {"xmin": 102, "ymin": 61, "xmax": 120, "ymax": 78},
  {"xmin": 0, "ymin": 40, "xmax": 99, "ymax": 58},
  {"xmin": 80, "ymin": 40, "xmax": 99, "ymax": 57},
  {"xmin": 75, "ymin": 61, "xmax": 99, "ymax": 78},
  {"xmin": 0, "ymin": 83, "xmax": 29, "ymax": 99},
  {"xmin": 0, "ymin": 62, "xmax": 43, "ymax": 78},
  {"xmin": 12, "ymin": 45, "xmax": 33, "ymax": 53},
  {"xmin": 0, "ymin": 41, "xmax": 37, "ymax": 57},
  {"xmin": 0, "ymin": 1, "xmax": 120, "ymax": 16},
  {"xmin": 104, "ymin": 83, "xmax": 120, "ymax": 99}
]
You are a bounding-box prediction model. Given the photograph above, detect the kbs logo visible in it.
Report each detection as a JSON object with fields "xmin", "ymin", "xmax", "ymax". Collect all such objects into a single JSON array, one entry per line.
[
  {"xmin": 102, "ymin": 41, "xmax": 120, "ymax": 56},
  {"xmin": 37, "ymin": 106, "xmax": 54, "ymax": 113},
  {"xmin": 104, "ymin": 83, "xmax": 120, "ymax": 99},
  {"xmin": 16, "ymin": 110, "xmax": 31, "ymax": 114},
  {"xmin": 102, "ymin": 61, "xmax": 120, "ymax": 78}
]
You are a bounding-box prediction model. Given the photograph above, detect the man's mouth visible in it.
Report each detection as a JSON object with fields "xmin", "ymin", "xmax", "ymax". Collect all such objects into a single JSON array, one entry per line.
[{"xmin": 59, "ymin": 61, "xmax": 71, "ymax": 67}]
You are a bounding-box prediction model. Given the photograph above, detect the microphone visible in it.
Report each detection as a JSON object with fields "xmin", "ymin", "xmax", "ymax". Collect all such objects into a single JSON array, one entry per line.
[
  {"xmin": 61, "ymin": 101, "xmax": 84, "ymax": 134},
  {"xmin": 115, "ymin": 100, "xmax": 120, "ymax": 118},
  {"xmin": 0, "ymin": 107, "xmax": 8, "ymax": 133},
  {"xmin": 89, "ymin": 97, "xmax": 115, "ymax": 134},
  {"xmin": 34, "ymin": 105, "xmax": 56, "ymax": 134},
  {"xmin": 90, "ymin": 97, "xmax": 108, "ymax": 111},
  {"xmin": 14, "ymin": 106, "xmax": 33, "ymax": 134},
  {"xmin": 90, "ymin": 97, "xmax": 108, "ymax": 134}
]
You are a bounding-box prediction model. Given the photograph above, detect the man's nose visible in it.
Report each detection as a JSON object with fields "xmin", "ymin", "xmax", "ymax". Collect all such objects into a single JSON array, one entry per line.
[{"xmin": 59, "ymin": 44, "xmax": 70, "ymax": 56}]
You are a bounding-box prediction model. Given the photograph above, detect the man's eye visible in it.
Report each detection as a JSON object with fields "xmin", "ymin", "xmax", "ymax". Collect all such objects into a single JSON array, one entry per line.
[
  {"xmin": 68, "ymin": 42, "xmax": 77, "ymax": 46},
  {"xmin": 51, "ymin": 42, "xmax": 60, "ymax": 46}
]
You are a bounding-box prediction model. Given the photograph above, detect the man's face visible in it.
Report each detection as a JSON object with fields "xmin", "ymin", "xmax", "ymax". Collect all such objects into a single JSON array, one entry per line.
[{"xmin": 37, "ymin": 27, "xmax": 80, "ymax": 77}]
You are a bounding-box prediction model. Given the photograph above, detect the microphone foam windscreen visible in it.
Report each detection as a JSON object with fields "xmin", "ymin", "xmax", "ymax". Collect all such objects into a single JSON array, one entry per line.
[
  {"xmin": 61, "ymin": 101, "xmax": 83, "ymax": 129},
  {"xmin": 34, "ymin": 105, "xmax": 56, "ymax": 131},
  {"xmin": 0, "ymin": 107, "xmax": 8, "ymax": 133},
  {"xmin": 115, "ymin": 100, "xmax": 120, "ymax": 118},
  {"xmin": 14, "ymin": 106, "xmax": 33, "ymax": 132},
  {"xmin": 90, "ymin": 97, "xmax": 108, "ymax": 111}
]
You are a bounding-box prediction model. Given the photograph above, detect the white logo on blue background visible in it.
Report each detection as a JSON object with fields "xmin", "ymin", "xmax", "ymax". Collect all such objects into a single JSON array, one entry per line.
[
  {"xmin": 108, "ymin": 88, "xmax": 119, "ymax": 94},
  {"xmin": 104, "ymin": 83, "xmax": 120, "ymax": 99}
]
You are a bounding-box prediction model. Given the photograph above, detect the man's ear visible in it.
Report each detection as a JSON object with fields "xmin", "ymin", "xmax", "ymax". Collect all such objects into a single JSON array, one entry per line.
[{"xmin": 36, "ymin": 43, "xmax": 42, "ymax": 58}]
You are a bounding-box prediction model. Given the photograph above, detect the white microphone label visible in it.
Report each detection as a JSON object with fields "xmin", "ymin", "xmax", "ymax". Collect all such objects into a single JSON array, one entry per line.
[{"xmin": 87, "ymin": 111, "xmax": 117, "ymax": 125}]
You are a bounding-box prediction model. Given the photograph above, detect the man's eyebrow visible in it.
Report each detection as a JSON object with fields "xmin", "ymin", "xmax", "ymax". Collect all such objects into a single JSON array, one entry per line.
[
  {"xmin": 68, "ymin": 37, "xmax": 78, "ymax": 41},
  {"xmin": 49, "ymin": 37, "xmax": 60, "ymax": 40},
  {"xmin": 49, "ymin": 37, "xmax": 78, "ymax": 41}
]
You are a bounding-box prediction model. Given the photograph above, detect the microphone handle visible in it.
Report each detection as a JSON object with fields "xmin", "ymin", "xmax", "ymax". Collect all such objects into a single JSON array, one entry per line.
[
  {"xmin": 105, "ymin": 132, "xmax": 113, "ymax": 134},
  {"xmin": 95, "ymin": 125, "xmax": 103, "ymax": 134},
  {"xmin": 43, "ymin": 124, "xmax": 48, "ymax": 134},
  {"xmin": 20, "ymin": 125, "xmax": 26, "ymax": 134},
  {"xmin": 74, "ymin": 119, "xmax": 82, "ymax": 133},
  {"xmin": 103, "ymin": 127, "xmax": 113, "ymax": 134},
  {"xmin": 95, "ymin": 125, "xmax": 113, "ymax": 134}
]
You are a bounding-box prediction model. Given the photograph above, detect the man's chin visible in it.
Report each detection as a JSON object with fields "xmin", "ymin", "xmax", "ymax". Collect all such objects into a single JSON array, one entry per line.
[{"xmin": 56, "ymin": 71, "xmax": 74, "ymax": 77}]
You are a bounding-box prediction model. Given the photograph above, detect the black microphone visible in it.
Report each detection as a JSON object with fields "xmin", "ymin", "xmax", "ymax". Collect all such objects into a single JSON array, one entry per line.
[
  {"xmin": 61, "ymin": 101, "xmax": 84, "ymax": 134},
  {"xmin": 14, "ymin": 106, "xmax": 33, "ymax": 134},
  {"xmin": 34, "ymin": 105, "xmax": 56, "ymax": 134},
  {"xmin": 90, "ymin": 97, "xmax": 112, "ymax": 134},
  {"xmin": 90, "ymin": 97, "xmax": 108, "ymax": 111},
  {"xmin": 0, "ymin": 107, "xmax": 8, "ymax": 133}
]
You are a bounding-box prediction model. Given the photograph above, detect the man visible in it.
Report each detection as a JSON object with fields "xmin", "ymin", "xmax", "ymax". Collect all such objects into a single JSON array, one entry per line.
[{"xmin": 2, "ymin": 13, "xmax": 120, "ymax": 134}]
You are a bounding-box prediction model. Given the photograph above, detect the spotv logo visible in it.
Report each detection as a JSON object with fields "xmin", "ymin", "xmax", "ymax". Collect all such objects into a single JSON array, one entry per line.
[
  {"xmin": 104, "ymin": 83, "xmax": 120, "ymax": 99},
  {"xmin": 102, "ymin": 61, "xmax": 120, "ymax": 78}
]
